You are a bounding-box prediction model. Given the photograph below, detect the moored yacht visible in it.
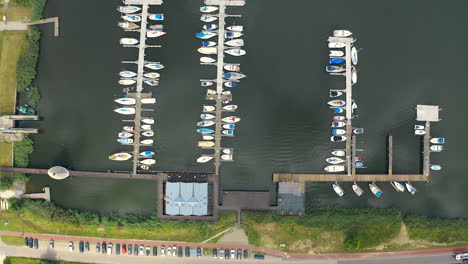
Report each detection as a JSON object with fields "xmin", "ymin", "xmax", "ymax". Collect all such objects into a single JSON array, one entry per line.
[
  {"xmin": 332, "ymin": 150, "xmax": 345, "ymax": 156},
  {"xmin": 351, "ymin": 46, "xmax": 358, "ymax": 65},
  {"xmin": 326, "ymin": 65, "xmax": 345, "ymax": 73},
  {"xmin": 200, "ymin": 15, "xmax": 218, "ymax": 22},
  {"xmin": 324, "ymin": 165, "xmax": 345, "ymax": 172},
  {"xmin": 118, "ymin": 132, "xmax": 133, "ymax": 138},
  {"xmin": 329, "ymin": 50, "xmax": 344, "ymax": 57},
  {"xmin": 330, "ymin": 135, "xmax": 346, "ymax": 142},
  {"xmin": 144, "ymin": 80, "xmax": 159, "ymax": 86},
  {"xmin": 141, "ymin": 98, "xmax": 156, "ymax": 104},
  {"xmin": 332, "ymin": 182, "xmax": 344, "ymax": 197},
  {"xmin": 329, "ymin": 91, "xmax": 343, "ymax": 97},
  {"xmin": 200, "ymin": 6, "xmax": 218, "ymax": 13},
  {"xmin": 226, "ymin": 25, "xmax": 243, "ymax": 32},
  {"xmin": 141, "ymin": 131, "xmax": 154, "ymax": 137},
  {"xmin": 114, "ymin": 98, "xmax": 136, "ymax": 105},
  {"xmin": 223, "ymin": 105, "xmax": 238, "ymax": 111},
  {"xmin": 405, "ymin": 182, "xmax": 417, "ymax": 195},
  {"xmin": 224, "ymin": 81, "xmax": 238, "ymax": 88},
  {"xmin": 118, "ymin": 22, "xmax": 139, "ymax": 30},
  {"xmin": 201, "ymin": 41, "xmax": 217, "ymax": 47},
  {"xmin": 222, "ymin": 116, "xmax": 241, "ymax": 123},
  {"xmin": 332, "ymin": 129, "xmax": 346, "ymax": 135},
  {"xmin": 331, "ymin": 121, "xmax": 346, "ymax": 128},
  {"xmin": 224, "ymin": 64, "xmax": 240, "ymax": 71},
  {"xmin": 430, "ymin": 137, "xmax": 445, "ymax": 144},
  {"xmin": 148, "ymin": 14, "xmax": 164, "ymax": 21},
  {"xmin": 117, "ymin": 138, "xmax": 133, "ymax": 144},
  {"xmin": 197, "ymin": 128, "xmax": 215, "ymax": 134},
  {"xmin": 145, "ymin": 63, "xmax": 164, "ymax": 70},
  {"xmin": 330, "ymin": 58, "xmax": 345, "ymax": 64},
  {"xmin": 197, "ymin": 121, "xmax": 215, "ymax": 127},
  {"xmin": 198, "ymin": 47, "xmax": 217, "ymax": 55},
  {"xmin": 141, "ymin": 139, "xmax": 154, "ymax": 145},
  {"xmin": 114, "ymin": 107, "xmax": 135, "ymax": 115},
  {"xmin": 109, "ymin": 152, "xmax": 132, "ymax": 161},
  {"xmin": 369, "ymin": 183, "xmax": 383, "ymax": 197},
  {"xmin": 119, "ymin": 71, "xmax": 137, "ymax": 78},
  {"xmin": 333, "ymin": 30, "xmax": 352, "ymax": 37},
  {"xmin": 391, "ymin": 181, "xmax": 405, "ymax": 192},
  {"xmin": 224, "ymin": 49, "xmax": 246, "ymax": 56},
  {"xmin": 430, "ymin": 164, "xmax": 442, "ymax": 170},
  {"xmin": 120, "ymin": 38, "xmax": 139, "ymax": 45},
  {"xmin": 222, "ymin": 130, "xmax": 234, "ymax": 136},
  {"xmin": 200, "ymin": 57, "xmax": 216, "ymax": 63},
  {"xmin": 198, "ymin": 141, "xmax": 215, "ymax": 148},
  {"xmin": 200, "ymin": 114, "xmax": 215, "ymax": 119},
  {"xmin": 119, "ymin": 79, "xmax": 136, "ymax": 85},
  {"xmin": 118, "ymin": 6, "xmax": 141, "ymax": 14},
  {"xmin": 223, "ymin": 72, "xmax": 246, "ymax": 80},
  {"xmin": 328, "ymin": 42, "xmax": 345, "ymax": 48},
  {"xmin": 146, "ymin": 31, "xmax": 167, "ymax": 38},
  {"xmin": 196, "ymin": 32, "xmax": 217, "ymax": 39},
  {"xmin": 143, "ymin": 72, "xmax": 160, "ymax": 79},
  {"xmin": 122, "ymin": 15, "xmax": 141, "ymax": 22},
  {"xmin": 140, "ymin": 159, "xmax": 156, "ymax": 165},
  {"xmin": 326, "ymin": 157, "xmax": 345, "ymax": 164},
  {"xmin": 225, "ymin": 31, "xmax": 243, "ymax": 38},
  {"xmin": 142, "ymin": 118, "xmax": 154, "ymax": 125},
  {"xmin": 197, "ymin": 156, "xmax": 214, "ymax": 163},
  {"xmin": 203, "ymin": 24, "xmax": 219, "ymax": 30},
  {"xmin": 140, "ymin": 151, "xmax": 155, "ymax": 157},
  {"xmin": 328, "ymin": 100, "xmax": 346, "ymax": 107},
  {"xmin": 352, "ymin": 182, "xmax": 364, "ymax": 196},
  {"xmin": 203, "ymin": 105, "xmax": 216, "ymax": 112},
  {"xmin": 225, "ymin": 39, "xmax": 244, "ymax": 47}
]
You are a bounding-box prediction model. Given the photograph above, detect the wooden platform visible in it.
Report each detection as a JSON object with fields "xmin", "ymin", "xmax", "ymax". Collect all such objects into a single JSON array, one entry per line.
[{"xmin": 273, "ymin": 173, "xmax": 430, "ymax": 182}]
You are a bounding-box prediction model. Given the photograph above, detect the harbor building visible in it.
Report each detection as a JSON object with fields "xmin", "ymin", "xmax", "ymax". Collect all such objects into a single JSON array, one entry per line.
[{"xmin": 164, "ymin": 182, "xmax": 208, "ymax": 216}]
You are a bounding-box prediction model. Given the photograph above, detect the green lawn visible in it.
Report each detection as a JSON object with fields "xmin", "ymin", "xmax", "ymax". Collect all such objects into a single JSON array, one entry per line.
[
  {"xmin": 1, "ymin": 235, "xmax": 25, "ymax": 246},
  {"xmin": 4, "ymin": 257, "xmax": 92, "ymax": 264}
]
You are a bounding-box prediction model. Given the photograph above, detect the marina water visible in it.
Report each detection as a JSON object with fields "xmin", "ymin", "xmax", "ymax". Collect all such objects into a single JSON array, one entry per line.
[{"xmin": 25, "ymin": 0, "xmax": 468, "ymax": 217}]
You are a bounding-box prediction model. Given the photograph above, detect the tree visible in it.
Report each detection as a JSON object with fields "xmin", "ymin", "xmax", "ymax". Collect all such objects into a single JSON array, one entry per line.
[
  {"xmin": 0, "ymin": 177, "xmax": 13, "ymax": 191},
  {"xmin": 13, "ymin": 172, "xmax": 30, "ymax": 183}
]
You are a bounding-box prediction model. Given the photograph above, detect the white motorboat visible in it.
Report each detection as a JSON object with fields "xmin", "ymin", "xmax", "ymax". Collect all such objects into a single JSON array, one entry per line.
[
  {"xmin": 142, "ymin": 118, "xmax": 154, "ymax": 124},
  {"xmin": 391, "ymin": 181, "xmax": 405, "ymax": 192},
  {"xmin": 201, "ymin": 81, "xmax": 214, "ymax": 86},
  {"xmin": 119, "ymin": 79, "xmax": 136, "ymax": 85},
  {"xmin": 200, "ymin": 57, "xmax": 216, "ymax": 63},
  {"xmin": 224, "ymin": 49, "xmax": 246, "ymax": 56},
  {"xmin": 329, "ymin": 91, "xmax": 343, "ymax": 97},
  {"xmin": 329, "ymin": 50, "xmax": 344, "ymax": 57},
  {"xmin": 123, "ymin": 126, "xmax": 134, "ymax": 132},
  {"xmin": 197, "ymin": 121, "xmax": 215, "ymax": 127},
  {"xmin": 200, "ymin": 15, "xmax": 218, "ymax": 22},
  {"xmin": 226, "ymin": 25, "xmax": 243, "ymax": 32},
  {"xmin": 405, "ymin": 182, "xmax": 417, "ymax": 195},
  {"xmin": 325, "ymin": 65, "xmax": 345, "ymax": 73},
  {"xmin": 332, "ymin": 129, "xmax": 346, "ymax": 135},
  {"xmin": 332, "ymin": 150, "xmax": 345, "ymax": 156},
  {"xmin": 203, "ymin": 24, "xmax": 219, "ymax": 30},
  {"xmin": 118, "ymin": 22, "xmax": 139, "ymax": 30},
  {"xmin": 145, "ymin": 63, "xmax": 164, "ymax": 70},
  {"xmin": 224, "ymin": 72, "xmax": 246, "ymax": 80},
  {"xmin": 203, "ymin": 105, "xmax": 215, "ymax": 112},
  {"xmin": 198, "ymin": 47, "xmax": 217, "ymax": 55},
  {"xmin": 109, "ymin": 152, "xmax": 132, "ymax": 161},
  {"xmin": 140, "ymin": 165, "xmax": 151, "ymax": 170},
  {"xmin": 224, "ymin": 81, "xmax": 238, "ymax": 88},
  {"xmin": 197, "ymin": 156, "xmax": 214, "ymax": 163},
  {"xmin": 221, "ymin": 154, "xmax": 233, "ymax": 160},
  {"xmin": 328, "ymin": 42, "xmax": 345, "ymax": 48},
  {"xmin": 414, "ymin": 125, "xmax": 424, "ymax": 130},
  {"xmin": 141, "ymin": 98, "xmax": 156, "ymax": 104},
  {"xmin": 141, "ymin": 124, "xmax": 152, "ymax": 130},
  {"xmin": 369, "ymin": 183, "xmax": 383, "ymax": 197},
  {"xmin": 146, "ymin": 30, "xmax": 167, "ymax": 38},
  {"xmin": 225, "ymin": 31, "xmax": 243, "ymax": 38},
  {"xmin": 331, "ymin": 121, "xmax": 346, "ymax": 128},
  {"xmin": 351, "ymin": 67, "xmax": 357, "ymax": 84},
  {"xmin": 333, "ymin": 116, "xmax": 346, "ymax": 121},
  {"xmin": 141, "ymin": 139, "xmax": 154, "ymax": 145},
  {"xmin": 143, "ymin": 72, "xmax": 160, "ymax": 79},
  {"xmin": 196, "ymin": 32, "xmax": 217, "ymax": 39},
  {"xmin": 117, "ymin": 138, "xmax": 133, "ymax": 144},
  {"xmin": 200, "ymin": 6, "xmax": 218, "ymax": 13},
  {"xmin": 201, "ymin": 114, "xmax": 215, "ymax": 119},
  {"xmin": 430, "ymin": 145, "xmax": 443, "ymax": 152},
  {"xmin": 206, "ymin": 89, "xmax": 216, "ymax": 95},
  {"xmin": 120, "ymin": 38, "xmax": 139, "ymax": 45},
  {"xmin": 332, "ymin": 183, "xmax": 344, "ymax": 197},
  {"xmin": 140, "ymin": 151, "xmax": 155, "ymax": 157},
  {"xmin": 430, "ymin": 137, "xmax": 445, "ymax": 144},
  {"xmin": 353, "ymin": 128, "xmax": 364, "ymax": 134},
  {"xmin": 202, "ymin": 41, "xmax": 217, "ymax": 47},
  {"xmin": 118, "ymin": 132, "xmax": 133, "ymax": 138},
  {"xmin": 140, "ymin": 159, "xmax": 156, "ymax": 165},
  {"xmin": 225, "ymin": 39, "xmax": 244, "ymax": 47},
  {"xmin": 324, "ymin": 165, "xmax": 345, "ymax": 172},
  {"xmin": 144, "ymin": 80, "xmax": 159, "ymax": 86},
  {"xmin": 414, "ymin": 129, "xmax": 426, "ymax": 135},
  {"xmin": 222, "ymin": 116, "xmax": 241, "ymax": 123},
  {"xmin": 352, "ymin": 182, "xmax": 364, "ymax": 196},
  {"xmin": 351, "ymin": 46, "xmax": 358, "ymax": 65},
  {"xmin": 148, "ymin": 14, "xmax": 164, "ymax": 21},
  {"xmin": 222, "ymin": 130, "xmax": 234, "ymax": 136},
  {"xmin": 222, "ymin": 105, "xmax": 238, "ymax": 111},
  {"xmin": 118, "ymin": 5, "xmax": 141, "ymax": 14},
  {"xmin": 333, "ymin": 30, "xmax": 352, "ymax": 37},
  {"xmin": 224, "ymin": 64, "xmax": 240, "ymax": 71},
  {"xmin": 203, "ymin": 135, "xmax": 214, "ymax": 140},
  {"xmin": 223, "ymin": 124, "xmax": 235, "ymax": 129},
  {"xmin": 114, "ymin": 107, "xmax": 135, "ymax": 115},
  {"xmin": 142, "ymin": 131, "xmax": 154, "ymax": 137},
  {"xmin": 430, "ymin": 164, "xmax": 442, "ymax": 171},
  {"xmin": 328, "ymin": 100, "xmax": 346, "ymax": 107},
  {"xmin": 351, "ymin": 100, "xmax": 358, "ymax": 117},
  {"xmin": 326, "ymin": 157, "xmax": 345, "ymax": 164},
  {"xmin": 198, "ymin": 141, "xmax": 215, "ymax": 148},
  {"xmin": 119, "ymin": 71, "xmax": 137, "ymax": 78},
  {"xmin": 114, "ymin": 98, "xmax": 136, "ymax": 105},
  {"xmin": 223, "ymin": 149, "xmax": 233, "ymax": 154},
  {"xmin": 122, "ymin": 15, "xmax": 141, "ymax": 22},
  {"xmin": 330, "ymin": 135, "xmax": 346, "ymax": 142}
]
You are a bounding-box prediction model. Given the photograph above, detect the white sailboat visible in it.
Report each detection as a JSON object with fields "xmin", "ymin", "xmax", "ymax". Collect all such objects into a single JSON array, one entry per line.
[
  {"xmin": 203, "ymin": 105, "xmax": 215, "ymax": 112},
  {"xmin": 225, "ymin": 31, "xmax": 243, "ymax": 38},
  {"xmin": 200, "ymin": 6, "xmax": 219, "ymax": 13},
  {"xmin": 200, "ymin": 15, "xmax": 218, "ymax": 22},
  {"xmin": 114, "ymin": 107, "xmax": 135, "ymax": 115},
  {"xmin": 197, "ymin": 121, "xmax": 215, "ymax": 127},
  {"xmin": 225, "ymin": 39, "xmax": 244, "ymax": 47},
  {"xmin": 332, "ymin": 150, "xmax": 345, "ymax": 156},
  {"xmin": 328, "ymin": 100, "xmax": 346, "ymax": 107},
  {"xmin": 226, "ymin": 25, "xmax": 243, "ymax": 32},
  {"xmin": 119, "ymin": 71, "xmax": 137, "ymax": 78},
  {"xmin": 352, "ymin": 67, "xmax": 357, "ymax": 84},
  {"xmin": 144, "ymin": 80, "xmax": 159, "ymax": 86},
  {"xmin": 118, "ymin": 6, "xmax": 141, "ymax": 14},
  {"xmin": 109, "ymin": 152, "xmax": 132, "ymax": 161},
  {"xmin": 197, "ymin": 156, "xmax": 214, "ymax": 163},
  {"xmin": 329, "ymin": 50, "xmax": 344, "ymax": 57},
  {"xmin": 201, "ymin": 114, "xmax": 215, "ymax": 119},
  {"xmin": 118, "ymin": 22, "xmax": 139, "ymax": 30},
  {"xmin": 119, "ymin": 79, "xmax": 136, "ymax": 85},
  {"xmin": 332, "ymin": 182, "xmax": 344, "ymax": 197},
  {"xmin": 118, "ymin": 132, "xmax": 133, "ymax": 138},
  {"xmin": 141, "ymin": 98, "xmax": 156, "ymax": 104},
  {"xmin": 197, "ymin": 141, "xmax": 215, "ymax": 148},
  {"xmin": 200, "ymin": 57, "xmax": 216, "ymax": 63},
  {"xmin": 352, "ymin": 182, "xmax": 364, "ymax": 196},
  {"xmin": 224, "ymin": 64, "xmax": 240, "ymax": 71},
  {"xmin": 114, "ymin": 98, "xmax": 136, "ymax": 105},
  {"xmin": 326, "ymin": 157, "xmax": 345, "ymax": 164},
  {"xmin": 122, "ymin": 15, "xmax": 141, "ymax": 22},
  {"xmin": 198, "ymin": 47, "xmax": 217, "ymax": 55},
  {"xmin": 221, "ymin": 154, "xmax": 233, "ymax": 160},
  {"xmin": 351, "ymin": 46, "xmax": 358, "ymax": 65},
  {"xmin": 148, "ymin": 14, "xmax": 164, "ymax": 21},
  {"xmin": 196, "ymin": 32, "xmax": 217, "ymax": 39},
  {"xmin": 120, "ymin": 38, "xmax": 139, "ymax": 45},
  {"xmin": 143, "ymin": 72, "xmax": 160, "ymax": 79},
  {"xmin": 203, "ymin": 135, "xmax": 214, "ymax": 140},
  {"xmin": 141, "ymin": 139, "xmax": 154, "ymax": 145},
  {"xmin": 324, "ymin": 165, "xmax": 345, "ymax": 172},
  {"xmin": 224, "ymin": 49, "xmax": 246, "ymax": 56},
  {"xmin": 405, "ymin": 182, "xmax": 417, "ymax": 195},
  {"xmin": 222, "ymin": 105, "xmax": 238, "ymax": 111},
  {"xmin": 222, "ymin": 116, "xmax": 241, "ymax": 123},
  {"xmin": 369, "ymin": 183, "xmax": 383, "ymax": 197},
  {"xmin": 142, "ymin": 118, "xmax": 154, "ymax": 124},
  {"xmin": 328, "ymin": 42, "xmax": 345, "ymax": 48},
  {"xmin": 333, "ymin": 30, "xmax": 352, "ymax": 37},
  {"xmin": 391, "ymin": 181, "xmax": 405, "ymax": 192},
  {"xmin": 140, "ymin": 159, "xmax": 156, "ymax": 165},
  {"xmin": 146, "ymin": 31, "xmax": 167, "ymax": 38},
  {"xmin": 145, "ymin": 63, "xmax": 164, "ymax": 70},
  {"xmin": 141, "ymin": 131, "xmax": 154, "ymax": 137}
]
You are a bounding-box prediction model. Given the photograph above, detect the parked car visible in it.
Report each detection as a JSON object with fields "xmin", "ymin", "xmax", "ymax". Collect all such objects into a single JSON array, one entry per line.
[
  {"xmin": 96, "ymin": 243, "xmax": 100, "ymax": 253},
  {"xmin": 28, "ymin": 238, "xmax": 33, "ymax": 248},
  {"xmin": 177, "ymin": 247, "xmax": 183, "ymax": 257},
  {"xmin": 68, "ymin": 241, "xmax": 74, "ymax": 252},
  {"xmin": 33, "ymin": 239, "xmax": 38, "ymax": 249},
  {"xmin": 134, "ymin": 244, "xmax": 138, "ymax": 256},
  {"xmin": 152, "ymin": 246, "xmax": 157, "ymax": 256},
  {"xmin": 139, "ymin": 245, "xmax": 144, "ymax": 256},
  {"xmin": 79, "ymin": 241, "xmax": 84, "ymax": 253},
  {"xmin": 107, "ymin": 243, "xmax": 113, "ymax": 255},
  {"xmin": 197, "ymin": 247, "xmax": 202, "ymax": 257},
  {"xmin": 212, "ymin": 248, "xmax": 217, "ymax": 258},
  {"xmin": 128, "ymin": 244, "xmax": 132, "ymax": 255},
  {"xmin": 225, "ymin": 248, "xmax": 230, "ymax": 259},
  {"xmin": 172, "ymin": 246, "xmax": 176, "ymax": 256},
  {"xmin": 219, "ymin": 248, "xmax": 224, "ymax": 259},
  {"xmin": 230, "ymin": 249, "xmax": 235, "ymax": 259},
  {"xmin": 161, "ymin": 246, "xmax": 165, "ymax": 256},
  {"xmin": 243, "ymin": 249, "xmax": 249, "ymax": 259},
  {"xmin": 254, "ymin": 254, "xmax": 265, "ymax": 260},
  {"xmin": 24, "ymin": 237, "xmax": 28, "ymax": 247},
  {"xmin": 85, "ymin": 242, "xmax": 90, "ymax": 252},
  {"xmin": 167, "ymin": 246, "xmax": 171, "ymax": 256},
  {"xmin": 122, "ymin": 244, "xmax": 127, "ymax": 255},
  {"xmin": 116, "ymin": 244, "xmax": 120, "ymax": 255},
  {"xmin": 49, "ymin": 240, "xmax": 54, "ymax": 249},
  {"xmin": 237, "ymin": 249, "xmax": 242, "ymax": 259},
  {"xmin": 102, "ymin": 243, "xmax": 107, "ymax": 254},
  {"xmin": 185, "ymin": 247, "xmax": 190, "ymax": 258},
  {"xmin": 146, "ymin": 246, "xmax": 151, "ymax": 256}
]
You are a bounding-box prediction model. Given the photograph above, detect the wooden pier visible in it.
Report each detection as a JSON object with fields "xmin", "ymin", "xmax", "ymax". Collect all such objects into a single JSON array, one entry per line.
[
  {"xmin": 28, "ymin": 17, "xmax": 59, "ymax": 37},
  {"xmin": 273, "ymin": 174, "xmax": 429, "ymax": 183},
  {"xmin": 0, "ymin": 17, "xmax": 59, "ymax": 37}
]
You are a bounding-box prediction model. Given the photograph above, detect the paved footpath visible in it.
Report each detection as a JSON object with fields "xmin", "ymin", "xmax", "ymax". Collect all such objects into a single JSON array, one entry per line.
[{"xmin": 0, "ymin": 230, "xmax": 465, "ymax": 264}]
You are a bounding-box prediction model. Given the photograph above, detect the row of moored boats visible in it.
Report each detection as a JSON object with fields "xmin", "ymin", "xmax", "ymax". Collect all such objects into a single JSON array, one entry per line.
[
  {"xmin": 332, "ymin": 181, "xmax": 417, "ymax": 197},
  {"xmin": 414, "ymin": 124, "xmax": 445, "ymax": 171}
]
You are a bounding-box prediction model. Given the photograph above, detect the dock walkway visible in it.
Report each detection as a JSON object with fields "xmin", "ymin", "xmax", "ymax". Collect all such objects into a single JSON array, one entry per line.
[{"xmin": 273, "ymin": 173, "xmax": 429, "ymax": 182}]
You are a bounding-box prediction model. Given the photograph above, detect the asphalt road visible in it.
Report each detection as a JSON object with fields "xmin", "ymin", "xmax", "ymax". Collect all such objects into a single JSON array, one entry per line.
[{"xmin": 0, "ymin": 239, "xmax": 461, "ymax": 264}]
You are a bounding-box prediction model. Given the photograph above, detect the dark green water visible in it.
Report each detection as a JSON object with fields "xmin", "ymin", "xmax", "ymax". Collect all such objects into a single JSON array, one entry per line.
[{"xmin": 25, "ymin": 0, "xmax": 468, "ymax": 217}]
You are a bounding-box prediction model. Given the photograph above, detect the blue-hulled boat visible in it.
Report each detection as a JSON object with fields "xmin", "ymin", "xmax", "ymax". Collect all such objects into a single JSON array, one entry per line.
[
  {"xmin": 369, "ymin": 183, "xmax": 383, "ymax": 197},
  {"xmin": 197, "ymin": 128, "xmax": 215, "ymax": 134},
  {"xmin": 329, "ymin": 58, "xmax": 345, "ymax": 64},
  {"xmin": 223, "ymin": 124, "xmax": 235, "ymax": 129},
  {"xmin": 333, "ymin": 108, "xmax": 344, "ymax": 114},
  {"xmin": 201, "ymin": 41, "xmax": 216, "ymax": 47},
  {"xmin": 405, "ymin": 182, "xmax": 417, "ymax": 195},
  {"xmin": 224, "ymin": 81, "xmax": 238, "ymax": 88},
  {"xmin": 203, "ymin": 24, "xmax": 219, "ymax": 30},
  {"xmin": 430, "ymin": 137, "xmax": 445, "ymax": 144},
  {"xmin": 117, "ymin": 138, "xmax": 133, "ymax": 144},
  {"xmin": 148, "ymin": 14, "xmax": 164, "ymax": 21},
  {"xmin": 326, "ymin": 65, "xmax": 345, "ymax": 73},
  {"xmin": 140, "ymin": 151, "xmax": 155, "ymax": 157},
  {"xmin": 222, "ymin": 130, "xmax": 234, "ymax": 135}
]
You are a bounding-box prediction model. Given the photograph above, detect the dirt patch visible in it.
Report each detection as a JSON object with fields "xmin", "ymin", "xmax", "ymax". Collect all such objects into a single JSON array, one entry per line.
[{"xmin": 217, "ymin": 228, "xmax": 249, "ymax": 245}]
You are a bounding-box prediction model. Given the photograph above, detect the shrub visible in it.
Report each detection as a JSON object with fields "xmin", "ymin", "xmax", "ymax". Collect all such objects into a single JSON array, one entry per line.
[
  {"xmin": 8, "ymin": 198, "xmax": 24, "ymax": 212},
  {"xmin": 0, "ymin": 177, "xmax": 13, "ymax": 190},
  {"xmin": 31, "ymin": 0, "xmax": 48, "ymax": 21},
  {"xmin": 102, "ymin": 213, "xmax": 121, "ymax": 227},
  {"xmin": 14, "ymin": 135, "xmax": 34, "ymax": 168},
  {"xmin": 16, "ymin": 27, "xmax": 41, "ymax": 93},
  {"xmin": 27, "ymin": 86, "xmax": 41, "ymax": 107},
  {"xmin": 12, "ymin": 172, "xmax": 30, "ymax": 183}
]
